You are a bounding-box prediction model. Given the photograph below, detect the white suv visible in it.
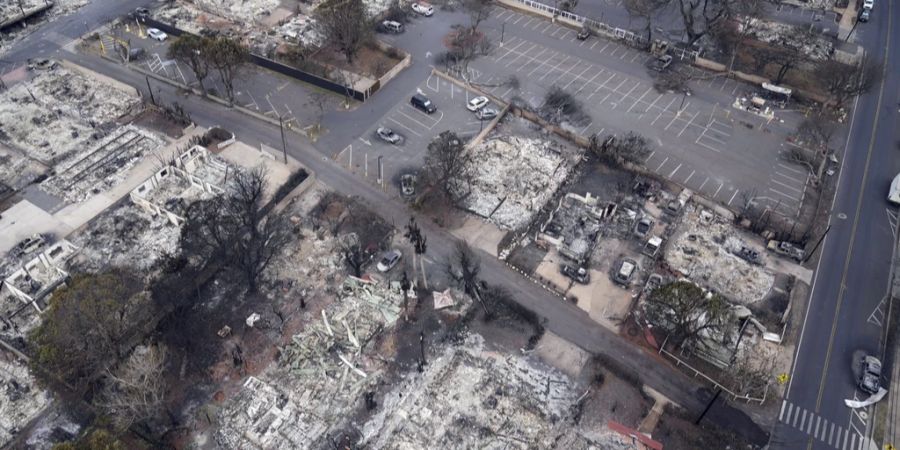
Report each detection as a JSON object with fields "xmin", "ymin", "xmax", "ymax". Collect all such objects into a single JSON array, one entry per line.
[{"xmin": 412, "ymin": 2, "xmax": 434, "ymax": 16}]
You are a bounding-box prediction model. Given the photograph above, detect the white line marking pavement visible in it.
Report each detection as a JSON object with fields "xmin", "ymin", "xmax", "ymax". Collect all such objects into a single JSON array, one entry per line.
[
  {"xmin": 728, "ymin": 189, "xmax": 739, "ymax": 205},
  {"xmin": 496, "ymin": 40, "xmax": 527, "ymax": 61},
  {"xmin": 668, "ymin": 163, "xmax": 682, "ymax": 178},
  {"xmin": 684, "ymin": 170, "xmax": 695, "ymax": 184},
  {"xmin": 800, "ymin": 409, "xmax": 807, "ymax": 429},
  {"xmin": 629, "ymin": 52, "xmax": 642, "ymax": 62},
  {"xmin": 777, "ymin": 163, "xmax": 807, "ymax": 175},
  {"xmin": 699, "ymin": 177, "xmax": 709, "ymax": 190},
  {"xmin": 815, "ymin": 417, "xmax": 821, "ymax": 438},
  {"xmin": 522, "ymin": 17, "xmax": 535, "ymax": 27},
  {"xmin": 806, "ymin": 414, "xmax": 813, "ymax": 435},
  {"xmin": 551, "ymin": 27, "xmax": 564, "ymax": 37},
  {"xmin": 655, "ymin": 157, "xmax": 669, "ymax": 171},
  {"xmin": 618, "ymin": 81, "xmax": 640, "ymax": 104},
  {"xmin": 771, "ymin": 178, "xmax": 804, "ymax": 193},
  {"xmin": 769, "ymin": 187, "xmax": 799, "ymax": 201},
  {"xmin": 780, "ymin": 401, "xmax": 788, "ymax": 422},
  {"xmin": 714, "ymin": 182, "xmax": 724, "ymax": 197},
  {"xmin": 541, "ymin": 22, "xmax": 554, "ymax": 33},
  {"xmin": 532, "ymin": 18, "xmax": 546, "ymax": 29},
  {"xmin": 599, "ymin": 41, "xmax": 611, "ymax": 53},
  {"xmin": 502, "ymin": 43, "xmax": 535, "ymax": 66},
  {"xmin": 677, "ymin": 111, "xmax": 699, "ymax": 137},
  {"xmin": 574, "ymin": 70, "xmax": 603, "ymax": 95},
  {"xmin": 590, "ymin": 40, "xmax": 599, "ymax": 49},
  {"xmin": 388, "ymin": 117, "xmax": 422, "ymax": 137},
  {"xmin": 539, "ymin": 55, "xmax": 570, "ymax": 80},
  {"xmin": 627, "ymin": 87, "xmax": 653, "ymax": 113},
  {"xmin": 512, "ymin": 14, "xmax": 525, "ymax": 24}
]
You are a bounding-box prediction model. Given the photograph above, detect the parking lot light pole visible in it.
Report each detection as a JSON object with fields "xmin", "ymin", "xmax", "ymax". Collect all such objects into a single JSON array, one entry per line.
[{"xmin": 278, "ymin": 116, "xmax": 288, "ymax": 164}]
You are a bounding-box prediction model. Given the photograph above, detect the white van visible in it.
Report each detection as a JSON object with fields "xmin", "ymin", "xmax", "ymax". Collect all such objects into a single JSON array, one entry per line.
[{"xmin": 381, "ymin": 20, "xmax": 404, "ymax": 33}]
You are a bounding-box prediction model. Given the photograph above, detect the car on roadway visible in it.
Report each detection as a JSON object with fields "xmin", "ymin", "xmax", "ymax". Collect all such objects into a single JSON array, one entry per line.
[
  {"xmin": 862, "ymin": 0, "xmax": 874, "ymax": 10},
  {"xmin": 410, "ymin": 93, "xmax": 437, "ymax": 113},
  {"xmin": 412, "ymin": 2, "xmax": 434, "ymax": 16},
  {"xmin": 131, "ymin": 7, "xmax": 150, "ymax": 19},
  {"xmin": 377, "ymin": 249, "xmax": 402, "ymax": 272},
  {"xmin": 9, "ymin": 234, "xmax": 48, "ymax": 258},
  {"xmin": 858, "ymin": 355, "xmax": 882, "ymax": 395},
  {"xmin": 466, "ymin": 96, "xmax": 490, "ymax": 112},
  {"xmin": 475, "ymin": 107, "xmax": 499, "ymax": 120},
  {"xmin": 27, "ymin": 58, "xmax": 58, "ymax": 71},
  {"xmin": 376, "ymin": 126, "xmax": 402, "ymax": 144},
  {"xmin": 147, "ymin": 28, "xmax": 168, "ymax": 41}
]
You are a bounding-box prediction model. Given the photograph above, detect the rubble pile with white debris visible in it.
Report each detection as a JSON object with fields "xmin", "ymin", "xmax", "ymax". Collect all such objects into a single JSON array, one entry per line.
[
  {"xmin": 361, "ymin": 333, "xmax": 631, "ymax": 449},
  {"xmin": 215, "ymin": 277, "xmax": 411, "ymax": 448},
  {"xmin": 665, "ymin": 206, "xmax": 774, "ymax": 304},
  {"xmin": 742, "ymin": 19, "xmax": 834, "ymax": 61},
  {"xmin": 189, "ymin": 0, "xmax": 281, "ymax": 26},
  {"xmin": 466, "ymin": 136, "xmax": 577, "ymax": 230},
  {"xmin": 40, "ymin": 125, "xmax": 164, "ymax": 203},
  {"xmin": 0, "ymin": 145, "xmax": 45, "ymax": 191},
  {"xmin": 0, "ymin": 354, "xmax": 51, "ymax": 448},
  {"xmin": 67, "ymin": 202, "xmax": 182, "ymax": 273},
  {"xmin": 0, "ymin": 66, "xmax": 141, "ymax": 165}
]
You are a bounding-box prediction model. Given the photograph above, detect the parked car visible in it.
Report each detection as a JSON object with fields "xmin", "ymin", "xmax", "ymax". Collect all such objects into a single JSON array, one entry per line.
[
  {"xmin": 858, "ymin": 355, "xmax": 882, "ymax": 395},
  {"xmin": 863, "ymin": 0, "xmax": 874, "ymax": 10},
  {"xmin": 131, "ymin": 7, "xmax": 150, "ymax": 19},
  {"xmin": 377, "ymin": 249, "xmax": 402, "ymax": 272},
  {"xmin": 644, "ymin": 273, "xmax": 663, "ymax": 293},
  {"xmin": 400, "ymin": 174, "xmax": 417, "ymax": 197},
  {"xmin": 10, "ymin": 234, "xmax": 48, "ymax": 258},
  {"xmin": 147, "ymin": 28, "xmax": 168, "ymax": 41},
  {"xmin": 859, "ymin": 8, "xmax": 870, "ymax": 22},
  {"xmin": 736, "ymin": 246, "xmax": 762, "ymax": 265},
  {"xmin": 561, "ymin": 264, "xmax": 590, "ymax": 284},
  {"xmin": 766, "ymin": 240, "xmax": 805, "ymax": 261},
  {"xmin": 376, "ymin": 126, "xmax": 402, "ymax": 144},
  {"xmin": 412, "ymin": 2, "xmax": 434, "ymax": 16},
  {"xmin": 576, "ymin": 27, "xmax": 591, "ymax": 40},
  {"xmin": 466, "ymin": 96, "xmax": 489, "ymax": 112},
  {"xmin": 27, "ymin": 58, "xmax": 58, "ymax": 71},
  {"xmin": 410, "ymin": 94, "xmax": 437, "ymax": 113},
  {"xmin": 633, "ymin": 217, "xmax": 653, "ymax": 238},
  {"xmin": 614, "ymin": 258, "xmax": 637, "ymax": 285},
  {"xmin": 648, "ymin": 54, "xmax": 673, "ymax": 72},
  {"xmin": 475, "ymin": 107, "xmax": 499, "ymax": 120},
  {"xmin": 380, "ymin": 20, "xmax": 404, "ymax": 33},
  {"xmin": 128, "ymin": 47, "xmax": 146, "ymax": 60}
]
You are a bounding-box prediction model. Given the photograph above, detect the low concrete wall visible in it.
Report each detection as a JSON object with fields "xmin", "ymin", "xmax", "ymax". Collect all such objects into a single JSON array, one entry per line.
[
  {"xmin": 0, "ymin": 2, "xmax": 53, "ymax": 30},
  {"xmin": 376, "ymin": 42, "xmax": 412, "ymax": 89}
]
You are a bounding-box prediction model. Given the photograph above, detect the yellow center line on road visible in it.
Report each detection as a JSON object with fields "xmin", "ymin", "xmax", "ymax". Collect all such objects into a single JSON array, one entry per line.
[{"xmin": 809, "ymin": 1, "xmax": 894, "ymax": 448}]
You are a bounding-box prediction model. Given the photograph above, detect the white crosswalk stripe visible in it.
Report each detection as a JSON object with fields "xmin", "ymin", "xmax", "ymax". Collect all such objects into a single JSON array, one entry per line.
[{"xmin": 778, "ymin": 400, "xmax": 862, "ymax": 449}]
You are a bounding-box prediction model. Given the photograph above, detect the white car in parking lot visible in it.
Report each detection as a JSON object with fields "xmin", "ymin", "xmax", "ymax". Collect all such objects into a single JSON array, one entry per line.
[
  {"xmin": 412, "ymin": 2, "xmax": 434, "ymax": 16},
  {"xmin": 147, "ymin": 28, "xmax": 168, "ymax": 41},
  {"xmin": 466, "ymin": 96, "xmax": 489, "ymax": 112}
]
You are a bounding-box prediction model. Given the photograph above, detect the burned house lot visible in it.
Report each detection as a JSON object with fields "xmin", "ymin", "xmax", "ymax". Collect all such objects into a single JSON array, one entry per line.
[{"xmin": 2, "ymin": 0, "xmax": 891, "ymax": 447}]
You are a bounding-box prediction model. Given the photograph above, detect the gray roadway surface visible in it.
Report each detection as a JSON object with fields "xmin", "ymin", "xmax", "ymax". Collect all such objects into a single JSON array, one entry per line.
[
  {"xmin": 0, "ymin": 0, "xmax": 772, "ymax": 444},
  {"xmin": 769, "ymin": 2, "xmax": 900, "ymax": 450}
]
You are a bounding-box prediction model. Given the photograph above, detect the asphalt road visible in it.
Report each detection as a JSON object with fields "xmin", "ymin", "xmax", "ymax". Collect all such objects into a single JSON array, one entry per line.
[
  {"xmin": 0, "ymin": 0, "xmax": 769, "ymax": 444},
  {"xmin": 770, "ymin": 3, "xmax": 900, "ymax": 450}
]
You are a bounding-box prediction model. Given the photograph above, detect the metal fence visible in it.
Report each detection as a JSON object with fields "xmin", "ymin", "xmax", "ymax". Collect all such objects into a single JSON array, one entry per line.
[{"xmin": 509, "ymin": 0, "xmax": 698, "ymax": 62}]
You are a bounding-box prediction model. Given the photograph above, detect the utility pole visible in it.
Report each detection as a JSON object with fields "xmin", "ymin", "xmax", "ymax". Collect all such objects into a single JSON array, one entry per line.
[
  {"xmin": 278, "ymin": 115, "xmax": 288, "ymax": 164},
  {"xmin": 145, "ymin": 75, "xmax": 156, "ymax": 106},
  {"xmin": 695, "ymin": 388, "xmax": 721, "ymax": 424},
  {"xmin": 802, "ymin": 224, "xmax": 831, "ymax": 264}
]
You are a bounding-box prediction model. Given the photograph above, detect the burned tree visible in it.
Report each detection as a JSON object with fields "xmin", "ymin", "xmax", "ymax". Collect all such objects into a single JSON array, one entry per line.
[
  {"xmin": 643, "ymin": 280, "xmax": 733, "ymax": 351},
  {"xmin": 461, "ymin": 0, "xmax": 492, "ymax": 35},
  {"xmin": 796, "ymin": 113, "xmax": 839, "ymax": 180},
  {"xmin": 29, "ymin": 271, "xmax": 151, "ymax": 392},
  {"xmin": 442, "ymin": 24, "xmax": 491, "ymax": 77},
  {"xmin": 816, "ymin": 58, "xmax": 882, "ymax": 109},
  {"xmin": 422, "ymin": 131, "xmax": 473, "ymax": 205},
  {"xmin": 168, "ymin": 34, "xmax": 212, "ymax": 96},
  {"xmin": 448, "ymin": 241, "xmax": 481, "ymax": 298},
  {"xmin": 590, "ymin": 132, "xmax": 652, "ymax": 166},
  {"xmin": 315, "ymin": 0, "xmax": 372, "ymax": 64},
  {"xmin": 623, "ymin": 0, "xmax": 670, "ymax": 46},
  {"xmin": 541, "ymin": 85, "xmax": 588, "ymax": 125},
  {"xmin": 205, "ymin": 36, "xmax": 248, "ymax": 104},
  {"xmin": 342, "ymin": 241, "xmax": 366, "ymax": 277},
  {"xmin": 98, "ymin": 344, "xmax": 168, "ymax": 431},
  {"xmin": 180, "ymin": 166, "xmax": 292, "ymax": 291},
  {"xmin": 674, "ymin": 0, "xmax": 734, "ymax": 45}
]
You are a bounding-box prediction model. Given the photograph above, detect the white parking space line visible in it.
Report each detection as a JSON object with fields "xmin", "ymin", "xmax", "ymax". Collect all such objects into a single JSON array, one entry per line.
[
  {"xmin": 549, "ymin": 59, "xmax": 581, "ymax": 86},
  {"xmin": 714, "ymin": 182, "xmax": 724, "ymax": 197},
  {"xmin": 777, "ymin": 162, "xmax": 807, "ymax": 175},
  {"xmin": 590, "ymin": 40, "xmax": 599, "ymax": 49},
  {"xmin": 770, "ymin": 178, "xmax": 804, "ymax": 193},
  {"xmin": 522, "ymin": 17, "xmax": 535, "ymax": 27},
  {"xmin": 769, "ymin": 187, "xmax": 799, "ymax": 201},
  {"xmin": 495, "ymin": 9, "xmax": 511, "ymax": 20},
  {"xmin": 780, "ymin": 401, "xmax": 789, "ymax": 422},
  {"xmin": 651, "ymin": 97, "xmax": 678, "ymax": 125},
  {"xmin": 512, "ymin": 14, "xmax": 526, "ymax": 24},
  {"xmin": 696, "ymin": 140, "xmax": 722, "ymax": 153},
  {"xmin": 728, "ymin": 189, "xmax": 739, "ymax": 205},
  {"xmin": 618, "ymin": 48, "xmax": 632, "ymax": 59},
  {"xmin": 615, "ymin": 82, "xmax": 640, "ymax": 107},
  {"xmin": 609, "ymin": 45, "xmax": 620, "ymax": 57},
  {"xmin": 627, "ymin": 87, "xmax": 654, "ymax": 113},
  {"xmin": 573, "ymin": 70, "xmax": 603, "ymax": 95},
  {"xmin": 551, "ymin": 27, "xmax": 565, "ymax": 37},
  {"xmin": 655, "ymin": 157, "xmax": 669, "ymax": 172},
  {"xmin": 699, "ymin": 177, "xmax": 709, "ymax": 190},
  {"xmin": 541, "ymin": 22, "xmax": 554, "ymax": 33},
  {"xmin": 532, "ymin": 18, "xmax": 546, "ymax": 29},
  {"xmin": 598, "ymin": 41, "xmax": 611, "ymax": 53},
  {"xmin": 629, "ymin": 52, "xmax": 643, "ymax": 63},
  {"xmin": 388, "ymin": 117, "xmax": 422, "ymax": 137},
  {"xmin": 495, "ymin": 40, "xmax": 527, "ymax": 62},
  {"xmin": 504, "ymin": 43, "xmax": 537, "ymax": 67},
  {"xmin": 699, "ymin": 130, "xmax": 727, "ymax": 145},
  {"xmin": 668, "ymin": 163, "xmax": 682, "ymax": 178},
  {"xmin": 684, "ymin": 170, "xmax": 695, "ymax": 184},
  {"xmin": 563, "ymin": 65, "xmax": 593, "ymax": 90},
  {"xmin": 540, "ymin": 55, "xmax": 570, "ymax": 80}
]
